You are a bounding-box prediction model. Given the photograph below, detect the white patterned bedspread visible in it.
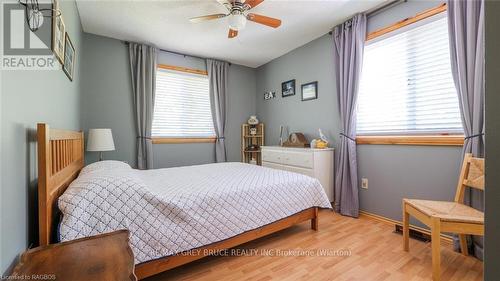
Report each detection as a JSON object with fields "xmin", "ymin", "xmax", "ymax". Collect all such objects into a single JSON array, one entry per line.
[{"xmin": 58, "ymin": 161, "xmax": 332, "ymax": 264}]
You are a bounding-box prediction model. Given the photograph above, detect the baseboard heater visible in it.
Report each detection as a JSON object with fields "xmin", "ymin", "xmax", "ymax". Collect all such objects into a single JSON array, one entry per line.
[{"xmin": 394, "ymin": 224, "xmax": 431, "ymax": 242}]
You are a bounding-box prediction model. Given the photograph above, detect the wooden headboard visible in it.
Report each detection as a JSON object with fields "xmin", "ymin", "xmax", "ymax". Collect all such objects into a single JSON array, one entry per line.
[{"xmin": 37, "ymin": 123, "xmax": 84, "ymax": 245}]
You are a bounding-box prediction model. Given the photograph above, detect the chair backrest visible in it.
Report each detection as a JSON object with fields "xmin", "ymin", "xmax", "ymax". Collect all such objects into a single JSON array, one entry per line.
[{"xmin": 454, "ymin": 153, "xmax": 485, "ymax": 203}]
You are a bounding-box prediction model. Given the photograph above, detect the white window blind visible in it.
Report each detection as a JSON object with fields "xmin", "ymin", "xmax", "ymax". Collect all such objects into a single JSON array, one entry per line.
[
  {"xmin": 357, "ymin": 15, "xmax": 463, "ymax": 135},
  {"xmin": 152, "ymin": 69, "xmax": 215, "ymax": 138}
]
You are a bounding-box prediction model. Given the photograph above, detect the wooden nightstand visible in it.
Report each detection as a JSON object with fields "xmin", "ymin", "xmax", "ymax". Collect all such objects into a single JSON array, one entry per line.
[{"xmin": 11, "ymin": 230, "xmax": 136, "ymax": 281}]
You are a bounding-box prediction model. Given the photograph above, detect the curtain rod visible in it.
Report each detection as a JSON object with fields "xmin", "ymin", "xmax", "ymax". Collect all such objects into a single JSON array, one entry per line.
[
  {"xmin": 329, "ymin": 0, "xmax": 406, "ymax": 35},
  {"xmin": 123, "ymin": 41, "xmax": 231, "ymax": 65},
  {"xmin": 367, "ymin": 0, "xmax": 406, "ymax": 18}
]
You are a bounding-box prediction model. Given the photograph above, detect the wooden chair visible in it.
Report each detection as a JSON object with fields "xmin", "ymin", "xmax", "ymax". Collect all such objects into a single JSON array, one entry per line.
[{"xmin": 402, "ymin": 153, "xmax": 484, "ymax": 281}]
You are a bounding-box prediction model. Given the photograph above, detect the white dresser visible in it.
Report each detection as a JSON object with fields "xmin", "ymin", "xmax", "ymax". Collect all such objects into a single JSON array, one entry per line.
[{"xmin": 261, "ymin": 146, "xmax": 334, "ymax": 202}]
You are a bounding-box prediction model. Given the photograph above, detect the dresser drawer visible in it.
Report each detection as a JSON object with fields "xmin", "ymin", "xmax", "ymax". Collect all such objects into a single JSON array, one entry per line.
[
  {"xmin": 261, "ymin": 150, "xmax": 283, "ymax": 164},
  {"xmin": 281, "ymin": 165, "xmax": 315, "ymax": 177},
  {"xmin": 262, "ymin": 161, "xmax": 283, "ymax": 170},
  {"xmin": 261, "ymin": 146, "xmax": 334, "ymax": 202},
  {"xmin": 281, "ymin": 151, "xmax": 313, "ymax": 169},
  {"xmin": 262, "ymin": 161, "xmax": 314, "ymax": 177}
]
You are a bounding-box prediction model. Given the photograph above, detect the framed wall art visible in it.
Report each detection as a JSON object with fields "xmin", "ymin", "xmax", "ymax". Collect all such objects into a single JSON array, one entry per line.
[
  {"xmin": 51, "ymin": 0, "xmax": 65, "ymax": 64},
  {"xmin": 63, "ymin": 33, "xmax": 76, "ymax": 81},
  {"xmin": 301, "ymin": 81, "xmax": 318, "ymax": 101},
  {"xmin": 281, "ymin": 79, "xmax": 295, "ymax": 97}
]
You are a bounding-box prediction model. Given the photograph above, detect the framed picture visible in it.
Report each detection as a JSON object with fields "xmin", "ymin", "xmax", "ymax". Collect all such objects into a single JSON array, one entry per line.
[
  {"xmin": 301, "ymin": 81, "xmax": 318, "ymax": 101},
  {"xmin": 281, "ymin": 79, "xmax": 295, "ymax": 97},
  {"xmin": 63, "ymin": 33, "xmax": 76, "ymax": 81},
  {"xmin": 51, "ymin": 0, "xmax": 65, "ymax": 64}
]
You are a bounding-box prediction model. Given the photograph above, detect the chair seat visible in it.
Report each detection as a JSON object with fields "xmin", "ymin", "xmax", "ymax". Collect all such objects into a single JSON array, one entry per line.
[{"xmin": 404, "ymin": 199, "xmax": 484, "ymax": 224}]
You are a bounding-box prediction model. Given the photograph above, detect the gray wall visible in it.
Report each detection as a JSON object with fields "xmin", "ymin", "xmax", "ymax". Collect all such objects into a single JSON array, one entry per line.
[
  {"xmin": 256, "ymin": 34, "xmax": 340, "ymax": 146},
  {"xmin": 81, "ymin": 33, "xmax": 256, "ymax": 168},
  {"xmin": 255, "ymin": 0, "xmax": 461, "ymax": 225},
  {"xmin": 485, "ymin": 1, "xmax": 500, "ymax": 279},
  {"xmin": 367, "ymin": 0, "xmax": 445, "ymax": 32},
  {"xmin": 0, "ymin": 0, "xmax": 84, "ymax": 273},
  {"xmin": 80, "ymin": 33, "xmax": 136, "ymax": 166}
]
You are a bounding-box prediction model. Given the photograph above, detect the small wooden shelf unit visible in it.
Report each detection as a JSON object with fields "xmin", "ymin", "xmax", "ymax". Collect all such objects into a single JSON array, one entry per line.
[{"xmin": 241, "ymin": 123, "xmax": 264, "ymax": 165}]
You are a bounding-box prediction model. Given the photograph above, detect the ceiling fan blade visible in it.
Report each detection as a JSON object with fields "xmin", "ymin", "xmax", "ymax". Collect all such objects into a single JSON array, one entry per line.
[
  {"xmin": 244, "ymin": 0, "xmax": 264, "ymax": 9},
  {"xmin": 228, "ymin": 28, "xmax": 238, "ymax": 38},
  {"xmin": 247, "ymin": 13, "xmax": 281, "ymax": 28},
  {"xmin": 189, "ymin": 14, "xmax": 227, "ymax": 23}
]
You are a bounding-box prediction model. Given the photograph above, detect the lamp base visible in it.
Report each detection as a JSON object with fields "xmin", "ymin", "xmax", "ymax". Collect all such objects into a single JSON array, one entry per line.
[{"xmin": 98, "ymin": 151, "xmax": 104, "ymax": 161}]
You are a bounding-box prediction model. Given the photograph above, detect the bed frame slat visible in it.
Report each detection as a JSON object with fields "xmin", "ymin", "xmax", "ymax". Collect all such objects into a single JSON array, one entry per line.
[{"xmin": 50, "ymin": 141, "xmax": 56, "ymax": 175}]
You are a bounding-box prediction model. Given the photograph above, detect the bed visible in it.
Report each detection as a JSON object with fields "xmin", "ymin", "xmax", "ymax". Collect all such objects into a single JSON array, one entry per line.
[{"xmin": 37, "ymin": 123, "xmax": 331, "ymax": 279}]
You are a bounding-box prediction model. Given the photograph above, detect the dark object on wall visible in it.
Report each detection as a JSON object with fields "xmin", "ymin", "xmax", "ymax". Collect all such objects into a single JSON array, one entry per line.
[
  {"xmin": 62, "ymin": 32, "xmax": 75, "ymax": 81},
  {"xmin": 19, "ymin": 0, "xmax": 61, "ymax": 32},
  {"xmin": 302, "ymin": 81, "xmax": 318, "ymax": 101},
  {"xmin": 281, "ymin": 79, "xmax": 295, "ymax": 97},
  {"xmin": 264, "ymin": 91, "xmax": 276, "ymax": 100},
  {"xmin": 283, "ymin": 132, "xmax": 308, "ymax": 148}
]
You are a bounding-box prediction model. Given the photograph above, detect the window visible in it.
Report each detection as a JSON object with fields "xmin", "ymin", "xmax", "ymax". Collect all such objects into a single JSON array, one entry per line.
[
  {"xmin": 357, "ymin": 13, "xmax": 463, "ymax": 136},
  {"xmin": 152, "ymin": 67, "xmax": 215, "ymax": 140}
]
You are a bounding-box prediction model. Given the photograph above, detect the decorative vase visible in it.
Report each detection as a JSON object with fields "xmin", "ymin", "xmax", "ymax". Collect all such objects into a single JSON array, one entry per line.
[{"xmin": 248, "ymin": 115, "xmax": 259, "ymax": 125}]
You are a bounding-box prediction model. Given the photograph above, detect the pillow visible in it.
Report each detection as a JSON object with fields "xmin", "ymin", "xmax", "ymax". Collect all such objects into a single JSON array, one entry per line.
[{"xmin": 79, "ymin": 160, "xmax": 131, "ymax": 176}]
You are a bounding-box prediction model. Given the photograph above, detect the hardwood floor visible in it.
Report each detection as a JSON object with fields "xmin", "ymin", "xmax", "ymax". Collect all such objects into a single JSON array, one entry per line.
[{"xmin": 145, "ymin": 210, "xmax": 483, "ymax": 281}]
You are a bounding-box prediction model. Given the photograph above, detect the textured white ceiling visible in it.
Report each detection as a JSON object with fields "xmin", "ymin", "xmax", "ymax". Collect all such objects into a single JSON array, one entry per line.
[{"xmin": 76, "ymin": 0, "xmax": 385, "ymax": 68}]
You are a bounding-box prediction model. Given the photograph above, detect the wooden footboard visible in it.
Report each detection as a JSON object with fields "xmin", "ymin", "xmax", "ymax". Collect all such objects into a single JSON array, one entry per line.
[{"xmin": 135, "ymin": 207, "xmax": 319, "ymax": 280}]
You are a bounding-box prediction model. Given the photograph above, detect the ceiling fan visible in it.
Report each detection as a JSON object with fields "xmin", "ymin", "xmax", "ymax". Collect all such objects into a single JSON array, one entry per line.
[{"xmin": 189, "ymin": 0, "xmax": 282, "ymax": 39}]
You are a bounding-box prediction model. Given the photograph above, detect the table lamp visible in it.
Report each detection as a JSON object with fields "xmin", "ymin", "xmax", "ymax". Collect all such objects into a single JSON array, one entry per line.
[{"xmin": 87, "ymin": 129, "xmax": 115, "ymax": 161}]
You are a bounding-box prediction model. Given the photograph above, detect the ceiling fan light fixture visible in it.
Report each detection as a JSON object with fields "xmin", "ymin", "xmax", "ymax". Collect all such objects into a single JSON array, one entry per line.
[{"xmin": 228, "ymin": 13, "xmax": 246, "ymax": 31}]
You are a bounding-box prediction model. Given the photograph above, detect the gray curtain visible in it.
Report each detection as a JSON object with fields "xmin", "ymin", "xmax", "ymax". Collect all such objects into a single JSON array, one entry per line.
[
  {"xmin": 332, "ymin": 14, "xmax": 367, "ymax": 218},
  {"xmin": 207, "ymin": 59, "xmax": 229, "ymax": 162},
  {"xmin": 129, "ymin": 43, "xmax": 157, "ymax": 170},
  {"xmin": 447, "ymin": 0, "xmax": 485, "ymax": 259}
]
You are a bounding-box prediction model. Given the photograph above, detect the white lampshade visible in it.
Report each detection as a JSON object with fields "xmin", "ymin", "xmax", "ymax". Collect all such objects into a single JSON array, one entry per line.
[
  {"xmin": 87, "ymin": 129, "xmax": 115, "ymax": 152},
  {"xmin": 228, "ymin": 13, "xmax": 247, "ymax": 30}
]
